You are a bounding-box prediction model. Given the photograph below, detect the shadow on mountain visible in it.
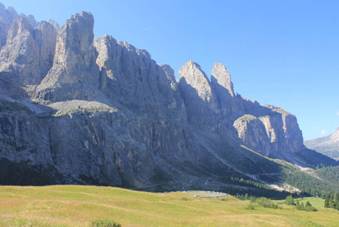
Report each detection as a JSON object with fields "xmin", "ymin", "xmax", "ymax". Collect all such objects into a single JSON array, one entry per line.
[{"xmin": 0, "ymin": 158, "xmax": 62, "ymax": 185}]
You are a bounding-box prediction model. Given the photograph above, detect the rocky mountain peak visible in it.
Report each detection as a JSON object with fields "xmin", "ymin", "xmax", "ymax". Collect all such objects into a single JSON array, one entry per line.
[
  {"xmin": 211, "ymin": 63, "xmax": 235, "ymax": 97},
  {"xmin": 0, "ymin": 3, "xmax": 17, "ymax": 46},
  {"xmin": 0, "ymin": 4, "xmax": 17, "ymax": 20},
  {"xmin": 0, "ymin": 15, "xmax": 57, "ymax": 86},
  {"xmin": 161, "ymin": 64, "xmax": 176, "ymax": 84},
  {"xmin": 179, "ymin": 60, "xmax": 214, "ymax": 103},
  {"xmin": 35, "ymin": 11, "xmax": 102, "ymax": 102},
  {"xmin": 329, "ymin": 128, "xmax": 339, "ymax": 142},
  {"xmin": 94, "ymin": 35, "xmax": 116, "ymax": 71},
  {"xmin": 306, "ymin": 128, "xmax": 339, "ymax": 160},
  {"xmin": 180, "ymin": 60, "xmax": 203, "ymax": 73},
  {"xmin": 53, "ymin": 11, "xmax": 95, "ymax": 67},
  {"xmin": 6, "ymin": 16, "xmax": 32, "ymax": 40},
  {"xmin": 0, "ymin": 4, "xmax": 17, "ymax": 25},
  {"xmin": 266, "ymin": 105, "xmax": 289, "ymax": 116}
]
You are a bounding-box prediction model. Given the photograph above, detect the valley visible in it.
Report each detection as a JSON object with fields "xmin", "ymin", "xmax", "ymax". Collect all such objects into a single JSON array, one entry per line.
[{"xmin": 0, "ymin": 185, "xmax": 338, "ymax": 227}]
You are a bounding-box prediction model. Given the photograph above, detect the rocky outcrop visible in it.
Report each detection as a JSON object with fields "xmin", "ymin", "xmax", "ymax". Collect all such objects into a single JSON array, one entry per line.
[
  {"xmin": 233, "ymin": 108, "xmax": 305, "ymax": 157},
  {"xmin": 178, "ymin": 61, "xmax": 219, "ymax": 129},
  {"xmin": 177, "ymin": 60, "xmax": 305, "ymax": 157},
  {"xmin": 268, "ymin": 106, "xmax": 304, "ymax": 153},
  {"xmin": 179, "ymin": 61, "xmax": 216, "ymax": 104},
  {"xmin": 233, "ymin": 114, "xmax": 271, "ymax": 155},
  {"xmin": 0, "ymin": 16, "xmax": 57, "ymax": 86},
  {"xmin": 35, "ymin": 12, "xmax": 104, "ymax": 103},
  {"xmin": 0, "ymin": 3, "xmax": 17, "ymax": 47},
  {"xmin": 211, "ymin": 63, "xmax": 235, "ymax": 97},
  {"xmin": 94, "ymin": 35, "xmax": 186, "ymax": 121}
]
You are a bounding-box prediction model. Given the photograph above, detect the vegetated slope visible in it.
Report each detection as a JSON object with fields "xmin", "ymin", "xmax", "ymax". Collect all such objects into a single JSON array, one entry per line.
[
  {"xmin": 0, "ymin": 2, "xmax": 337, "ymax": 196},
  {"xmin": 282, "ymin": 164, "xmax": 339, "ymax": 197},
  {"xmin": 306, "ymin": 128, "xmax": 339, "ymax": 160},
  {"xmin": 0, "ymin": 186, "xmax": 339, "ymax": 227},
  {"xmin": 316, "ymin": 166, "xmax": 339, "ymax": 185}
]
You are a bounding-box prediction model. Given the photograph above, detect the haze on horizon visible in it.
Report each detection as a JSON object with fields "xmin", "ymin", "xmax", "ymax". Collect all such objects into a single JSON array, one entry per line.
[{"xmin": 2, "ymin": 0, "xmax": 339, "ymax": 139}]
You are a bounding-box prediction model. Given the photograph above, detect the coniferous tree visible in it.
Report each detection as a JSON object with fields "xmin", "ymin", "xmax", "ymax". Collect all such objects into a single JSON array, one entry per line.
[
  {"xmin": 305, "ymin": 201, "xmax": 317, "ymax": 211},
  {"xmin": 296, "ymin": 201, "xmax": 304, "ymax": 210},
  {"xmin": 324, "ymin": 196, "xmax": 330, "ymax": 208},
  {"xmin": 330, "ymin": 199, "xmax": 336, "ymax": 209},
  {"xmin": 335, "ymin": 193, "xmax": 339, "ymax": 210},
  {"xmin": 328, "ymin": 193, "xmax": 335, "ymax": 208},
  {"xmin": 286, "ymin": 195, "xmax": 295, "ymax": 206}
]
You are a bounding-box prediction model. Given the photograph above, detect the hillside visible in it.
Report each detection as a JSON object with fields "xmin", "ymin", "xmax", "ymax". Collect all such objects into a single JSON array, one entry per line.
[
  {"xmin": 306, "ymin": 128, "xmax": 339, "ymax": 160},
  {"xmin": 0, "ymin": 185, "xmax": 338, "ymax": 227},
  {"xmin": 0, "ymin": 2, "xmax": 337, "ymax": 197}
]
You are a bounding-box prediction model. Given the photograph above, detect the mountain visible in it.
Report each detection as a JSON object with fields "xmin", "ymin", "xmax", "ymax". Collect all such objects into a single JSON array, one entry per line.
[
  {"xmin": 0, "ymin": 3, "xmax": 337, "ymax": 196},
  {"xmin": 306, "ymin": 129, "xmax": 339, "ymax": 160}
]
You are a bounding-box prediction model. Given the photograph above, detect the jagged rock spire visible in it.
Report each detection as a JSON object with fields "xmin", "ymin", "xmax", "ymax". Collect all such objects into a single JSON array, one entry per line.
[
  {"xmin": 178, "ymin": 60, "xmax": 219, "ymax": 128},
  {"xmin": 0, "ymin": 15, "xmax": 57, "ymax": 85},
  {"xmin": 179, "ymin": 60, "xmax": 214, "ymax": 103},
  {"xmin": 53, "ymin": 11, "xmax": 96, "ymax": 69},
  {"xmin": 35, "ymin": 11, "xmax": 104, "ymax": 102},
  {"xmin": 161, "ymin": 64, "xmax": 177, "ymax": 90},
  {"xmin": 161, "ymin": 64, "xmax": 176, "ymax": 82},
  {"xmin": 0, "ymin": 3, "xmax": 18, "ymax": 46},
  {"xmin": 211, "ymin": 63, "xmax": 235, "ymax": 97}
]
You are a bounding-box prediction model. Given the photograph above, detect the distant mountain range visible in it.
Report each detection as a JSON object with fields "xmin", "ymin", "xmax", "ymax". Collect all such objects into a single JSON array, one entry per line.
[
  {"xmin": 306, "ymin": 129, "xmax": 339, "ymax": 160},
  {"xmin": 0, "ymin": 3, "xmax": 337, "ymax": 197}
]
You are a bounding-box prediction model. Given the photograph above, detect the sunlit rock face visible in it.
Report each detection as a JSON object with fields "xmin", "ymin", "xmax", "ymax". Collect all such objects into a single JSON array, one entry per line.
[
  {"xmin": 179, "ymin": 61, "xmax": 216, "ymax": 104},
  {"xmin": 306, "ymin": 128, "xmax": 339, "ymax": 160},
  {"xmin": 233, "ymin": 114, "xmax": 272, "ymax": 155},
  {"xmin": 0, "ymin": 3, "xmax": 17, "ymax": 47},
  {"xmin": 178, "ymin": 61, "xmax": 220, "ymax": 130},
  {"xmin": 0, "ymin": 5, "xmax": 336, "ymax": 190},
  {"xmin": 211, "ymin": 63, "xmax": 235, "ymax": 97},
  {"xmin": 94, "ymin": 35, "xmax": 185, "ymax": 118},
  {"xmin": 0, "ymin": 12, "xmax": 57, "ymax": 92},
  {"xmin": 35, "ymin": 12, "xmax": 106, "ymax": 103}
]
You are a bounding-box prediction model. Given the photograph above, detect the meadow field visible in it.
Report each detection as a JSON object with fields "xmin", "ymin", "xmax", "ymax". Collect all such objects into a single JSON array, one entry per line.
[{"xmin": 0, "ymin": 185, "xmax": 338, "ymax": 227}]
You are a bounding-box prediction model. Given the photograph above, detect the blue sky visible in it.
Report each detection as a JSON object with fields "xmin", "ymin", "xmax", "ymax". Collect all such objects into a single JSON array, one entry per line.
[{"xmin": 2, "ymin": 0, "xmax": 339, "ymax": 139}]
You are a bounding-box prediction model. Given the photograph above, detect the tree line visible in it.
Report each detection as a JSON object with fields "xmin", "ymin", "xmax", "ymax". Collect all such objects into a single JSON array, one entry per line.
[{"xmin": 324, "ymin": 193, "xmax": 339, "ymax": 210}]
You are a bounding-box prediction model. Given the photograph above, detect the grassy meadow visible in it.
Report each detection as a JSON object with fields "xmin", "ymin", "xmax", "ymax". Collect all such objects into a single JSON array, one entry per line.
[{"xmin": 0, "ymin": 185, "xmax": 338, "ymax": 227}]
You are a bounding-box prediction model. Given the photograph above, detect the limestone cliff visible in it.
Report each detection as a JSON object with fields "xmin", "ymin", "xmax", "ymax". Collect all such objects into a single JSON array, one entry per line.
[{"xmin": 35, "ymin": 12, "xmax": 105, "ymax": 103}]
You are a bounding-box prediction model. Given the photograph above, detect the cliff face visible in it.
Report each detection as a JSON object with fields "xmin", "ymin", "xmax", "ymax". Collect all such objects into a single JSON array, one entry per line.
[
  {"xmin": 0, "ymin": 5, "xmax": 336, "ymax": 192},
  {"xmin": 94, "ymin": 35, "xmax": 184, "ymax": 117},
  {"xmin": 0, "ymin": 3, "xmax": 17, "ymax": 47},
  {"xmin": 233, "ymin": 107, "xmax": 304, "ymax": 156},
  {"xmin": 0, "ymin": 13, "xmax": 57, "ymax": 95},
  {"xmin": 35, "ymin": 12, "xmax": 104, "ymax": 103},
  {"xmin": 177, "ymin": 59, "xmax": 305, "ymax": 160}
]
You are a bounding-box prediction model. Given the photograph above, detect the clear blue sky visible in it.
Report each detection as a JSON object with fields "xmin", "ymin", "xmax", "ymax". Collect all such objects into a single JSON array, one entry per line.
[{"xmin": 2, "ymin": 0, "xmax": 339, "ymax": 139}]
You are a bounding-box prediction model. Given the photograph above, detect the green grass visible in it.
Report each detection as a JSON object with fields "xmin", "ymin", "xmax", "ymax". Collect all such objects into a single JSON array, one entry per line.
[{"xmin": 0, "ymin": 185, "xmax": 338, "ymax": 227}]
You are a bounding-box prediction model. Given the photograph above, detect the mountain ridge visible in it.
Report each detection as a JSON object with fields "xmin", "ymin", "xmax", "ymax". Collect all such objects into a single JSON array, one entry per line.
[
  {"xmin": 0, "ymin": 3, "xmax": 337, "ymax": 196},
  {"xmin": 306, "ymin": 128, "xmax": 339, "ymax": 160}
]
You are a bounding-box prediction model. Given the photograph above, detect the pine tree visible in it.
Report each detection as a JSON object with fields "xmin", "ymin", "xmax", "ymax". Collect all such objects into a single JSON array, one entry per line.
[
  {"xmin": 286, "ymin": 195, "xmax": 295, "ymax": 206},
  {"xmin": 244, "ymin": 193, "xmax": 249, "ymax": 200},
  {"xmin": 324, "ymin": 196, "xmax": 330, "ymax": 208},
  {"xmin": 335, "ymin": 193, "xmax": 339, "ymax": 210},
  {"xmin": 305, "ymin": 201, "xmax": 317, "ymax": 211},
  {"xmin": 296, "ymin": 201, "xmax": 304, "ymax": 210},
  {"xmin": 329, "ymin": 193, "xmax": 336, "ymax": 208}
]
